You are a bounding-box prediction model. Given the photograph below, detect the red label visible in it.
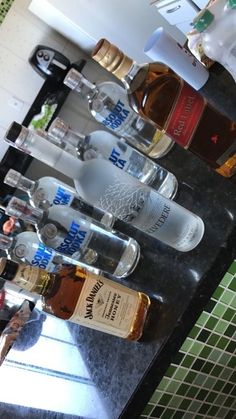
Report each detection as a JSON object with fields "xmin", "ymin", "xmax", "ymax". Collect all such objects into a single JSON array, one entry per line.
[
  {"xmin": 0, "ymin": 289, "xmax": 6, "ymax": 309},
  {"xmin": 166, "ymin": 83, "xmax": 205, "ymax": 147}
]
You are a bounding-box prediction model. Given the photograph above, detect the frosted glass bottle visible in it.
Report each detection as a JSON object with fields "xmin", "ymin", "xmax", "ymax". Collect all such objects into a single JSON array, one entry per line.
[
  {"xmin": 0, "ymin": 231, "xmax": 93, "ymax": 273},
  {"xmin": 5, "ymin": 122, "xmax": 205, "ymax": 252},
  {"xmin": 4, "ymin": 169, "xmax": 114, "ymax": 227},
  {"xmin": 48, "ymin": 117, "xmax": 178, "ymax": 199},
  {"xmin": 63, "ymin": 68, "xmax": 174, "ymax": 158},
  {"xmin": 5, "ymin": 197, "xmax": 140, "ymax": 278},
  {"xmin": 193, "ymin": 1, "xmax": 236, "ymax": 81}
]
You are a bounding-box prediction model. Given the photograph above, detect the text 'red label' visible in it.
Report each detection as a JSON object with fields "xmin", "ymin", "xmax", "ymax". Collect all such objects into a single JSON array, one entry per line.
[{"xmin": 166, "ymin": 83, "xmax": 205, "ymax": 147}]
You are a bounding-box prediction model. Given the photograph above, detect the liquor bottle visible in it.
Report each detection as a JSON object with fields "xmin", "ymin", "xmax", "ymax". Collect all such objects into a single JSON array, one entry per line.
[
  {"xmin": 48, "ymin": 117, "xmax": 178, "ymax": 199},
  {"xmin": 0, "ymin": 257, "xmax": 150, "ymax": 340},
  {"xmin": 4, "ymin": 169, "xmax": 114, "ymax": 227},
  {"xmin": 0, "ymin": 231, "xmax": 94, "ymax": 274},
  {"xmin": 92, "ymin": 38, "xmax": 236, "ymax": 178},
  {"xmin": 63, "ymin": 68, "xmax": 174, "ymax": 159},
  {"xmin": 5, "ymin": 122, "xmax": 204, "ymax": 252},
  {"xmin": 5, "ymin": 197, "xmax": 140, "ymax": 278}
]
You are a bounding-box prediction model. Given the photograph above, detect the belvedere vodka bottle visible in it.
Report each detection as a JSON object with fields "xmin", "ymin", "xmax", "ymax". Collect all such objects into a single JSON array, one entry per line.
[
  {"xmin": 5, "ymin": 122, "xmax": 204, "ymax": 252},
  {"xmin": 48, "ymin": 117, "xmax": 178, "ymax": 199},
  {"xmin": 4, "ymin": 169, "xmax": 114, "ymax": 227},
  {"xmin": 63, "ymin": 68, "xmax": 174, "ymax": 159},
  {"xmin": 5, "ymin": 197, "xmax": 140, "ymax": 278},
  {"xmin": 0, "ymin": 231, "xmax": 94, "ymax": 273}
]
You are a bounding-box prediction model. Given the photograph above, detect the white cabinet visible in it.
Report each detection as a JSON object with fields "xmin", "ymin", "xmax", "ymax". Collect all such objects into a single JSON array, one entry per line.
[
  {"xmin": 157, "ymin": 0, "xmax": 198, "ymax": 25},
  {"xmin": 152, "ymin": 0, "xmax": 200, "ymax": 34},
  {"xmin": 29, "ymin": 0, "xmax": 186, "ymax": 64}
]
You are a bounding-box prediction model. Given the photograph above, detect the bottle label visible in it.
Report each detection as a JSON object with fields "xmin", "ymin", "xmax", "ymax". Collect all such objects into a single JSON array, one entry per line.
[
  {"xmin": 12, "ymin": 265, "xmax": 41, "ymax": 293},
  {"xmin": 52, "ymin": 186, "xmax": 74, "ymax": 206},
  {"xmin": 166, "ymin": 82, "xmax": 205, "ymax": 147},
  {"xmin": 55, "ymin": 219, "xmax": 91, "ymax": 257},
  {"xmin": 69, "ymin": 270, "xmax": 140, "ymax": 338},
  {"xmin": 98, "ymin": 180, "xmax": 172, "ymax": 232},
  {"xmin": 101, "ymin": 99, "xmax": 131, "ymax": 131},
  {"xmin": 30, "ymin": 242, "xmax": 55, "ymax": 271}
]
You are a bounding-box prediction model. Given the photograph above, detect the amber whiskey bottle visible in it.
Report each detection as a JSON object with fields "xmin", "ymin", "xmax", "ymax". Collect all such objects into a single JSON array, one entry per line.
[
  {"xmin": 92, "ymin": 39, "xmax": 236, "ymax": 177},
  {"xmin": 0, "ymin": 258, "xmax": 150, "ymax": 340}
]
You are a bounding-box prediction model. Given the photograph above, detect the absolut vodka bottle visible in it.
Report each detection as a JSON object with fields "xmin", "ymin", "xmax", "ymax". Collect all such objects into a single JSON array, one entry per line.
[
  {"xmin": 63, "ymin": 68, "xmax": 174, "ymax": 159},
  {"xmin": 5, "ymin": 122, "xmax": 204, "ymax": 252},
  {"xmin": 0, "ymin": 231, "xmax": 93, "ymax": 273},
  {"xmin": 4, "ymin": 169, "xmax": 114, "ymax": 227},
  {"xmin": 48, "ymin": 117, "xmax": 178, "ymax": 199},
  {"xmin": 5, "ymin": 197, "xmax": 140, "ymax": 278}
]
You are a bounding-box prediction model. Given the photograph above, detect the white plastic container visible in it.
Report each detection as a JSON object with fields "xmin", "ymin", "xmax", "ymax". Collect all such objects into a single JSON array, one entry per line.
[
  {"xmin": 144, "ymin": 27, "xmax": 209, "ymax": 90},
  {"xmin": 193, "ymin": 0, "xmax": 236, "ymax": 81}
]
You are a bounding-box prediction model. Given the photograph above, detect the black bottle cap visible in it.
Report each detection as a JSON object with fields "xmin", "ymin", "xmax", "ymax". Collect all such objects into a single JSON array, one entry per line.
[
  {"xmin": 5, "ymin": 122, "xmax": 22, "ymax": 143},
  {"xmin": 0, "ymin": 258, "xmax": 19, "ymax": 281}
]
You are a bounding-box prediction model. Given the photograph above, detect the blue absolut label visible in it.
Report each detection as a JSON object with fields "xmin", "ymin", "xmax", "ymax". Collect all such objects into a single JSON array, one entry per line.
[
  {"xmin": 53, "ymin": 186, "xmax": 73, "ymax": 206},
  {"xmin": 101, "ymin": 100, "xmax": 130, "ymax": 130},
  {"xmin": 56, "ymin": 220, "xmax": 88, "ymax": 256},
  {"xmin": 109, "ymin": 148, "xmax": 126, "ymax": 169},
  {"xmin": 31, "ymin": 242, "xmax": 54, "ymax": 270}
]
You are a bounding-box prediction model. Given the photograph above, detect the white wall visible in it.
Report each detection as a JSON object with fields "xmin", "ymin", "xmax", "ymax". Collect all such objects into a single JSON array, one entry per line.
[{"xmin": 0, "ymin": 0, "xmax": 108, "ymax": 181}]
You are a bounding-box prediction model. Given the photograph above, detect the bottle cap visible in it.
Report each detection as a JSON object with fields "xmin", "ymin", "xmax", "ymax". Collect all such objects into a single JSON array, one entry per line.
[
  {"xmin": 4, "ymin": 122, "xmax": 22, "ymax": 143},
  {"xmin": 0, "ymin": 258, "xmax": 18, "ymax": 282},
  {"xmin": 0, "ymin": 234, "xmax": 12, "ymax": 250},
  {"xmin": 48, "ymin": 117, "xmax": 69, "ymax": 141},
  {"xmin": 227, "ymin": 0, "xmax": 236, "ymax": 8},
  {"xmin": 92, "ymin": 39, "xmax": 133, "ymax": 80},
  {"xmin": 4, "ymin": 169, "xmax": 22, "ymax": 188},
  {"xmin": 193, "ymin": 9, "xmax": 214, "ymax": 32}
]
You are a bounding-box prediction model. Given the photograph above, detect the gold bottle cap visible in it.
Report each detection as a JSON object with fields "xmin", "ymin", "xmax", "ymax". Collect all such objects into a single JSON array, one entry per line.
[{"xmin": 92, "ymin": 39, "xmax": 133, "ymax": 80}]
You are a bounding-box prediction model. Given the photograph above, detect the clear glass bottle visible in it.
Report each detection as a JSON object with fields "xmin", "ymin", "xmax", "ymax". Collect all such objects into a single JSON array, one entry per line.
[
  {"xmin": 4, "ymin": 169, "xmax": 114, "ymax": 228},
  {"xmin": 0, "ymin": 231, "xmax": 95, "ymax": 274},
  {"xmin": 5, "ymin": 197, "xmax": 140, "ymax": 278},
  {"xmin": 5, "ymin": 122, "xmax": 204, "ymax": 252},
  {"xmin": 48, "ymin": 117, "xmax": 178, "ymax": 199},
  {"xmin": 92, "ymin": 38, "xmax": 236, "ymax": 178},
  {"xmin": 193, "ymin": 2, "xmax": 236, "ymax": 83},
  {"xmin": 63, "ymin": 68, "xmax": 174, "ymax": 159},
  {"xmin": 0, "ymin": 257, "xmax": 150, "ymax": 341}
]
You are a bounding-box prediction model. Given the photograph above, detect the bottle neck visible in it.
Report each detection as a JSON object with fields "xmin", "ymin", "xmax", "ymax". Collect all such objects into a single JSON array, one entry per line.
[
  {"xmin": 80, "ymin": 79, "xmax": 99, "ymax": 102},
  {"xmin": 0, "ymin": 258, "xmax": 55, "ymax": 297},
  {"xmin": 16, "ymin": 175, "xmax": 36, "ymax": 195},
  {"xmin": 5, "ymin": 197, "xmax": 44, "ymax": 226},
  {"xmin": 8, "ymin": 126, "xmax": 83, "ymax": 180},
  {"xmin": 121, "ymin": 61, "xmax": 142, "ymax": 90}
]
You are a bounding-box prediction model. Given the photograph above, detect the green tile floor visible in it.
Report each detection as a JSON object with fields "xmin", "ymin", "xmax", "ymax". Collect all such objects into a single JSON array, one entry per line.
[
  {"xmin": 0, "ymin": 0, "xmax": 14, "ymax": 25},
  {"xmin": 140, "ymin": 261, "xmax": 236, "ymax": 419}
]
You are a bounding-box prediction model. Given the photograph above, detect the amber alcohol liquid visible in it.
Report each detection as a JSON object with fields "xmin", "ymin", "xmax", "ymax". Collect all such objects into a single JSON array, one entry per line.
[
  {"xmin": 0, "ymin": 259, "xmax": 150, "ymax": 340},
  {"xmin": 126, "ymin": 62, "xmax": 236, "ymax": 177}
]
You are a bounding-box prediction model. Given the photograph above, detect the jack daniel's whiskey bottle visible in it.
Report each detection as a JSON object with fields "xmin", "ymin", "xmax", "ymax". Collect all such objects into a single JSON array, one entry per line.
[
  {"xmin": 92, "ymin": 39, "xmax": 236, "ymax": 177},
  {"xmin": 0, "ymin": 257, "xmax": 150, "ymax": 340}
]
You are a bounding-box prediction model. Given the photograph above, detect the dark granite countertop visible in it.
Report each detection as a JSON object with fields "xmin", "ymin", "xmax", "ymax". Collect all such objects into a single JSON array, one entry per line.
[{"xmin": 0, "ymin": 66, "xmax": 236, "ymax": 419}]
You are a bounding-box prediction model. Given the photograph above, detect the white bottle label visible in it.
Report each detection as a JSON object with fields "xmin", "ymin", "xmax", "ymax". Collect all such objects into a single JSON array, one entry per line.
[
  {"xmin": 52, "ymin": 185, "xmax": 74, "ymax": 206},
  {"xmin": 69, "ymin": 272, "xmax": 140, "ymax": 338},
  {"xmin": 54, "ymin": 219, "xmax": 92, "ymax": 257},
  {"xmin": 12, "ymin": 265, "xmax": 41, "ymax": 293},
  {"xmin": 30, "ymin": 242, "xmax": 57, "ymax": 271},
  {"xmin": 96, "ymin": 178, "xmax": 198, "ymax": 250},
  {"xmin": 34, "ymin": 178, "xmax": 75, "ymax": 209},
  {"xmin": 14, "ymin": 232, "xmax": 58, "ymax": 273}
]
